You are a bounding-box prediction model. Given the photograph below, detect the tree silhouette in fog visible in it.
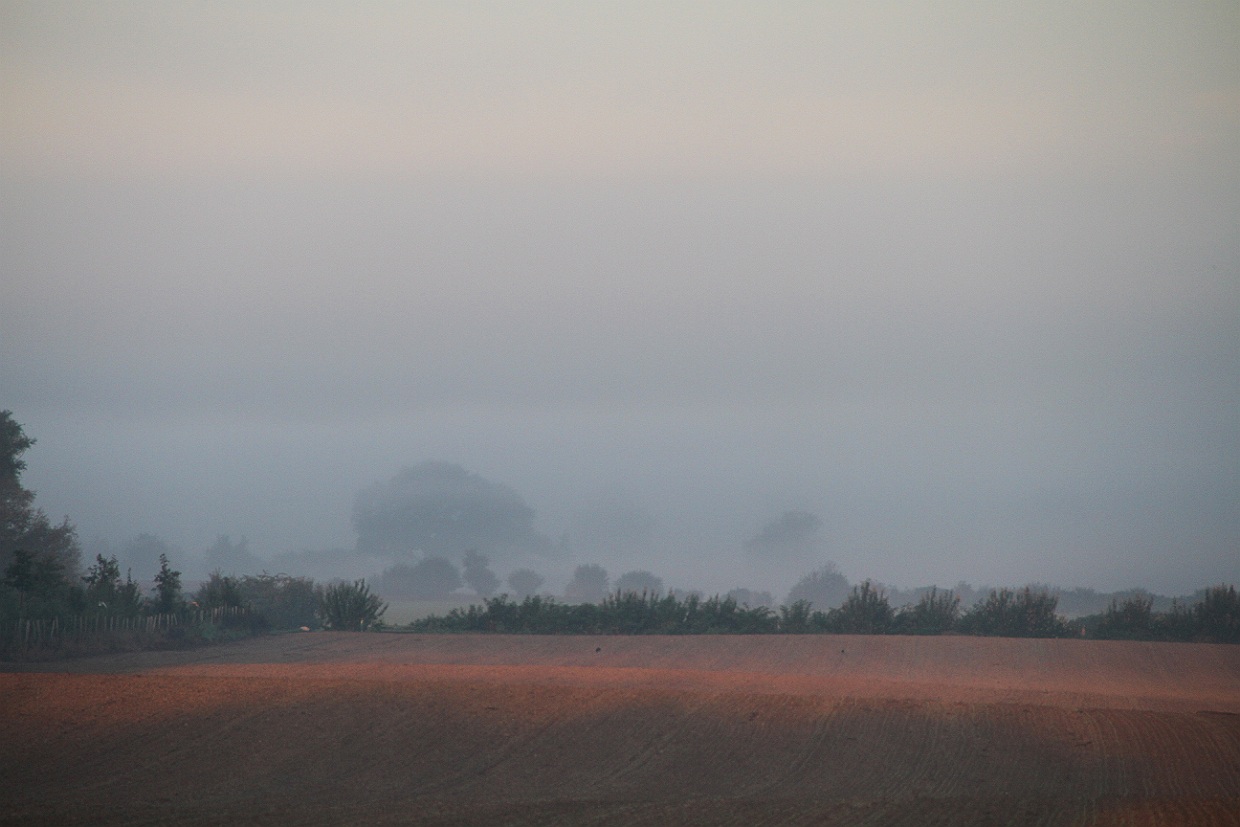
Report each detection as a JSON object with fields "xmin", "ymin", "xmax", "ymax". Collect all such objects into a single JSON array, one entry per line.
[
  {"xmin": 506, "ymin": 568, "xmax": 544, "ymax": 600},
  {"xmin": 353, "ymin": 462, "xmax": 551, "ymax": 561},
  {"xmin": 614, "ymin": 570, "xmax": 663, "ymax": 596},
  {"xmin": 374, "ymin": 556, "xmax": 462, "ymax": 600},
  {"xmin": 462, "ymin": 549, "xmax": 500, "ymax": 597},
  {"xmin": 565, "ymin": 564, "xmax": 609, "ymax": 603},
  {"xmin": 785, "ymin": 563, "xmax": 850, "ymax": 612},
  {"xmin": 745, "ymin": 510, "xmax": 822, "ymax": 557},
  {"xmin": 0, "ymin": 410, "xmax": 81, "ymax": 580}
]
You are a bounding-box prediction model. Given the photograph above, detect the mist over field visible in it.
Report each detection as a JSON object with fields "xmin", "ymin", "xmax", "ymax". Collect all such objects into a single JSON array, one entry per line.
[{"xmin": 3, "ymin": 3, "xmax": 1237, "ymax": 599}]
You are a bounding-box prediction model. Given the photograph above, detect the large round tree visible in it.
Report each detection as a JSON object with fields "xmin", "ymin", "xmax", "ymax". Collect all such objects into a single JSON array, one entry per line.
[{"xmin": 353, "ymin": 462, "xmax": 551, "ymax": 561}]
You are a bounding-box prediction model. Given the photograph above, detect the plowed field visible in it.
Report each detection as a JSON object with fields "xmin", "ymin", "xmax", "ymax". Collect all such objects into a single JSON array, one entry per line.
[{"xmin": 3, "ymin": 634, "xmax": 1239, "ymax": 825}]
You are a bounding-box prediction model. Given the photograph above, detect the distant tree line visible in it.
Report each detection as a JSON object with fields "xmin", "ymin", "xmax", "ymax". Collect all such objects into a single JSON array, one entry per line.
[
  {"xmin": 407, "ymin": 581, "xmax": 1240, "ymax": 643},
  {"xmin": 4, "ymin": 410, "xmax": 1236, "ymax": 646},
  {"xmin": 5, "ymin": 558, "xmax": 388, "ymax": 659}
]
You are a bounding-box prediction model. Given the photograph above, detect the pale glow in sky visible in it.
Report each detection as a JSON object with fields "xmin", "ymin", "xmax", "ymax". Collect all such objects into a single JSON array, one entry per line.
[
  {"xmin": 4, "ymin": 3, "xmax": 1235, "ymax": 178},
  {"xmin": 2, "ymin": 2, "xmax": 1237, "ymax": 596}
]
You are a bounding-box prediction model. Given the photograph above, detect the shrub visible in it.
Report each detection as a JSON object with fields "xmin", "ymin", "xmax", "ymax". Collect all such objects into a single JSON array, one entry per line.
[
  {"xmin": 2, "ymin": 548, "xmax": 80, "ymax": 622},
  {"xmin": 194, "ymin": 570, "xmax": 244, "ymax": 609},
  {"xmin": 1094, "ymin": 594, "xmax": 1154, "ymax": 640},
  {"xmin": 896, "ymin": 587, "xmax": 960, "ymax": 635},
  {"xmin": 1194, "ymin": 584, "xmax": 1240, "ymax": 643},
  {"xmin": 827, "ymin": 580, "xmax": 894, "ymax": 634},
  {"xmin": 408, "ymin": 591, "xmax": 781, "ymax": 635},
  {"xmin": 959, "ymin": 587, "xmax": 1067, "ymax": 638},
  {"xmin": 239, "ymin": 573, "xmax": 319, "ymax": 630},
  {"xmin": 82, "ymin": 554, "xmax": 142, "ymax": 617},
  {"xmin": 778, "ymin": 599, "xmax": 818, "ymax": 633},
  {"xmin": 318, "ymin": 579, "xmax": 387, "ymax": 631}
]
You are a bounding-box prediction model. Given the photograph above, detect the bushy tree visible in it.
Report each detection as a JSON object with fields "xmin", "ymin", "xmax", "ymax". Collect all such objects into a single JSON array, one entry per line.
[
  {"xmin": 352, "ymin": 462, "xmax": 551, "ymax": 560},
  {"xmin": 1194, "ymin": 584, "xmax": 1240, "ymax": 643},
  {"xmin": 0, "ymin": 411, "xmax": 81, "ymax": 586},
  {"xmin": 194, "ymin": 570, "xmax": 244, "ymax": 609},
  {"xmin": 318, "ymin": 579, "xmax": 387, "ymax": 631},
  {"xmin": 506, "ymin": 568, "xmax": 544, "ymax": 600},
  {"xmin": 959, "ymin": 587, "xmax": 1067, "ymax": 638},
  {"xmin": 896, "ymin": 587, "xmax": 960, "ymax": 635},
  {"xmin": 462, "ymin": 549, "xmax": 500, "ymax": 598},
  {"xmin": 828, "ymin": 580, "xmax": 894, "ymax": 634},
  {"xmin": 565, "ymin": 563, "xmax": 609, "ymax": 603},
  {"xmin": 82, "ymin": 554, "xmax": 142, "ymax": 616},
  {"xmin": 2, "ymin": 547, "xmax": 78, "ymax": 619},
  {"xmin": 786, "ymin": 563, "xmax": 850, "ymax": 612},
  {"xmin": 149, "ymin": 553, "xmax": 183, "ymax": 614},
  {"xmin": 1095, "ymin": 594, "xmax": 1154, "ymax": 640},
  {"xmin": 614, "ymin": 569, "xmax": 663, "ymax": 596},
  {"xmin": 375, "ymin": 557, "xmax": 463, "ymax": 599},
  {"xmin": 778, "ymin": 599, "xmax": 820, "ymax": 633},
  {"xmin": 1155, "ymin": 598, "xmax": 1196, "ymax": 641},
  {"xmin": 238, "ymin": 573, "xmax": 319, "ymax": 630}
]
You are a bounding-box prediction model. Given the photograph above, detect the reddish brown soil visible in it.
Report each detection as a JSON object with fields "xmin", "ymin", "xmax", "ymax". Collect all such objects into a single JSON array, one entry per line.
[{"xmin": 3, "ymin": 634, "xmax": 1239, "ymax": 825}]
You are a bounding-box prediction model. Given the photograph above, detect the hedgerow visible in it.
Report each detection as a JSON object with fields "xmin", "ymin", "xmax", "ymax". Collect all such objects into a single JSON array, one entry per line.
[{"xmin": 407, "ymin": 583, "xmax": 1240, "ymax": 642}]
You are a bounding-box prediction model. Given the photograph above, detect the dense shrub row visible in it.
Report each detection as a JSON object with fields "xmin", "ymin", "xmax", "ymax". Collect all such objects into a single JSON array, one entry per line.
[
  {"xmin": 1080, "ymin": 585, "xmax": 1240, "ymax": 643},
  {"xmin": 3, "ymin": 565, "xmax": 394, "ymax": 659},
  {"xmin": 194, "ymin": 571, "xmax": 387, "ymax": 631},
  {"xmin": 412, "ymin": 591, "xmax": 778, "ymax": 635},
  {"xmin": 409, "ymin": 582, "xmax": 1240, "ymax": 642},
  {"xmin": 407, "ymin": 582, "xmax": 973, "ymax": 636}
]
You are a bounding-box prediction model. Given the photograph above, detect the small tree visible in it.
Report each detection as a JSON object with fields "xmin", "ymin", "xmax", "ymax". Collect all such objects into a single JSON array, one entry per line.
[
  {"xmin": 240, "ymin": 573, "xmax": 319, "ymax": 630},
  {"xmin": 896, "ymin": 587, "xmax": 960, "ymax": 635},
  {"xmin": 1095, "ymin": 594, "xmax": 1154, "ymax": 640},
  {"xmin": 506, "ymin": 568, "xmax": 544, "ymax": 600},
  {"xmin": 150, "ymin": 553, "xmax": 183, "ymax": 615},
  {"xmin": 1194, "ymin": 584, "xmax": 1240, "ymax": 643},
  {"xmin": 778, "ymin": 599, "xmax": 816, "ymax": 633},
  {"xmin": 462, "ymin": 549, "xmax": 501, "ymax": 598},
  {"xmin": 195, "ymin": 570, "xmax": 245, "ymax": 609},
  {"xmin": 828, "ymin": 580, "xmax": 894, "ymax": 634},
  {"xmin": 83, "ymin": 554, "xmax": 142, "ymax": 616},
  {"xmin": 2, "ymin": 547, "xmax": 74, "ymax": 619},
  {"xmin": 959, "ymin": 587, "xmax": 1066, "ymax": 638},
  {"xmin": 3, "ymin": 548, "xmax": 64, "ymax": 599},
  {"xmin": 318, "ymin": 579, "xmax": 387, "ymax": 631}
]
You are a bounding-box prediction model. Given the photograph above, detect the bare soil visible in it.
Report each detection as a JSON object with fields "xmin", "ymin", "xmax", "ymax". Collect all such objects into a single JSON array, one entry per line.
[{"xmin": 3, "ymin": 633, "xmax": 1239, "ymax": 825}]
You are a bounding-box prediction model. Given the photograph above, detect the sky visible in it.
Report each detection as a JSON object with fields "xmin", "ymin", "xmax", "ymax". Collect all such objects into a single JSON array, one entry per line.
[{"xmin": 2, "ymin": 2, "xmax": 1237, "ymax": 597}]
